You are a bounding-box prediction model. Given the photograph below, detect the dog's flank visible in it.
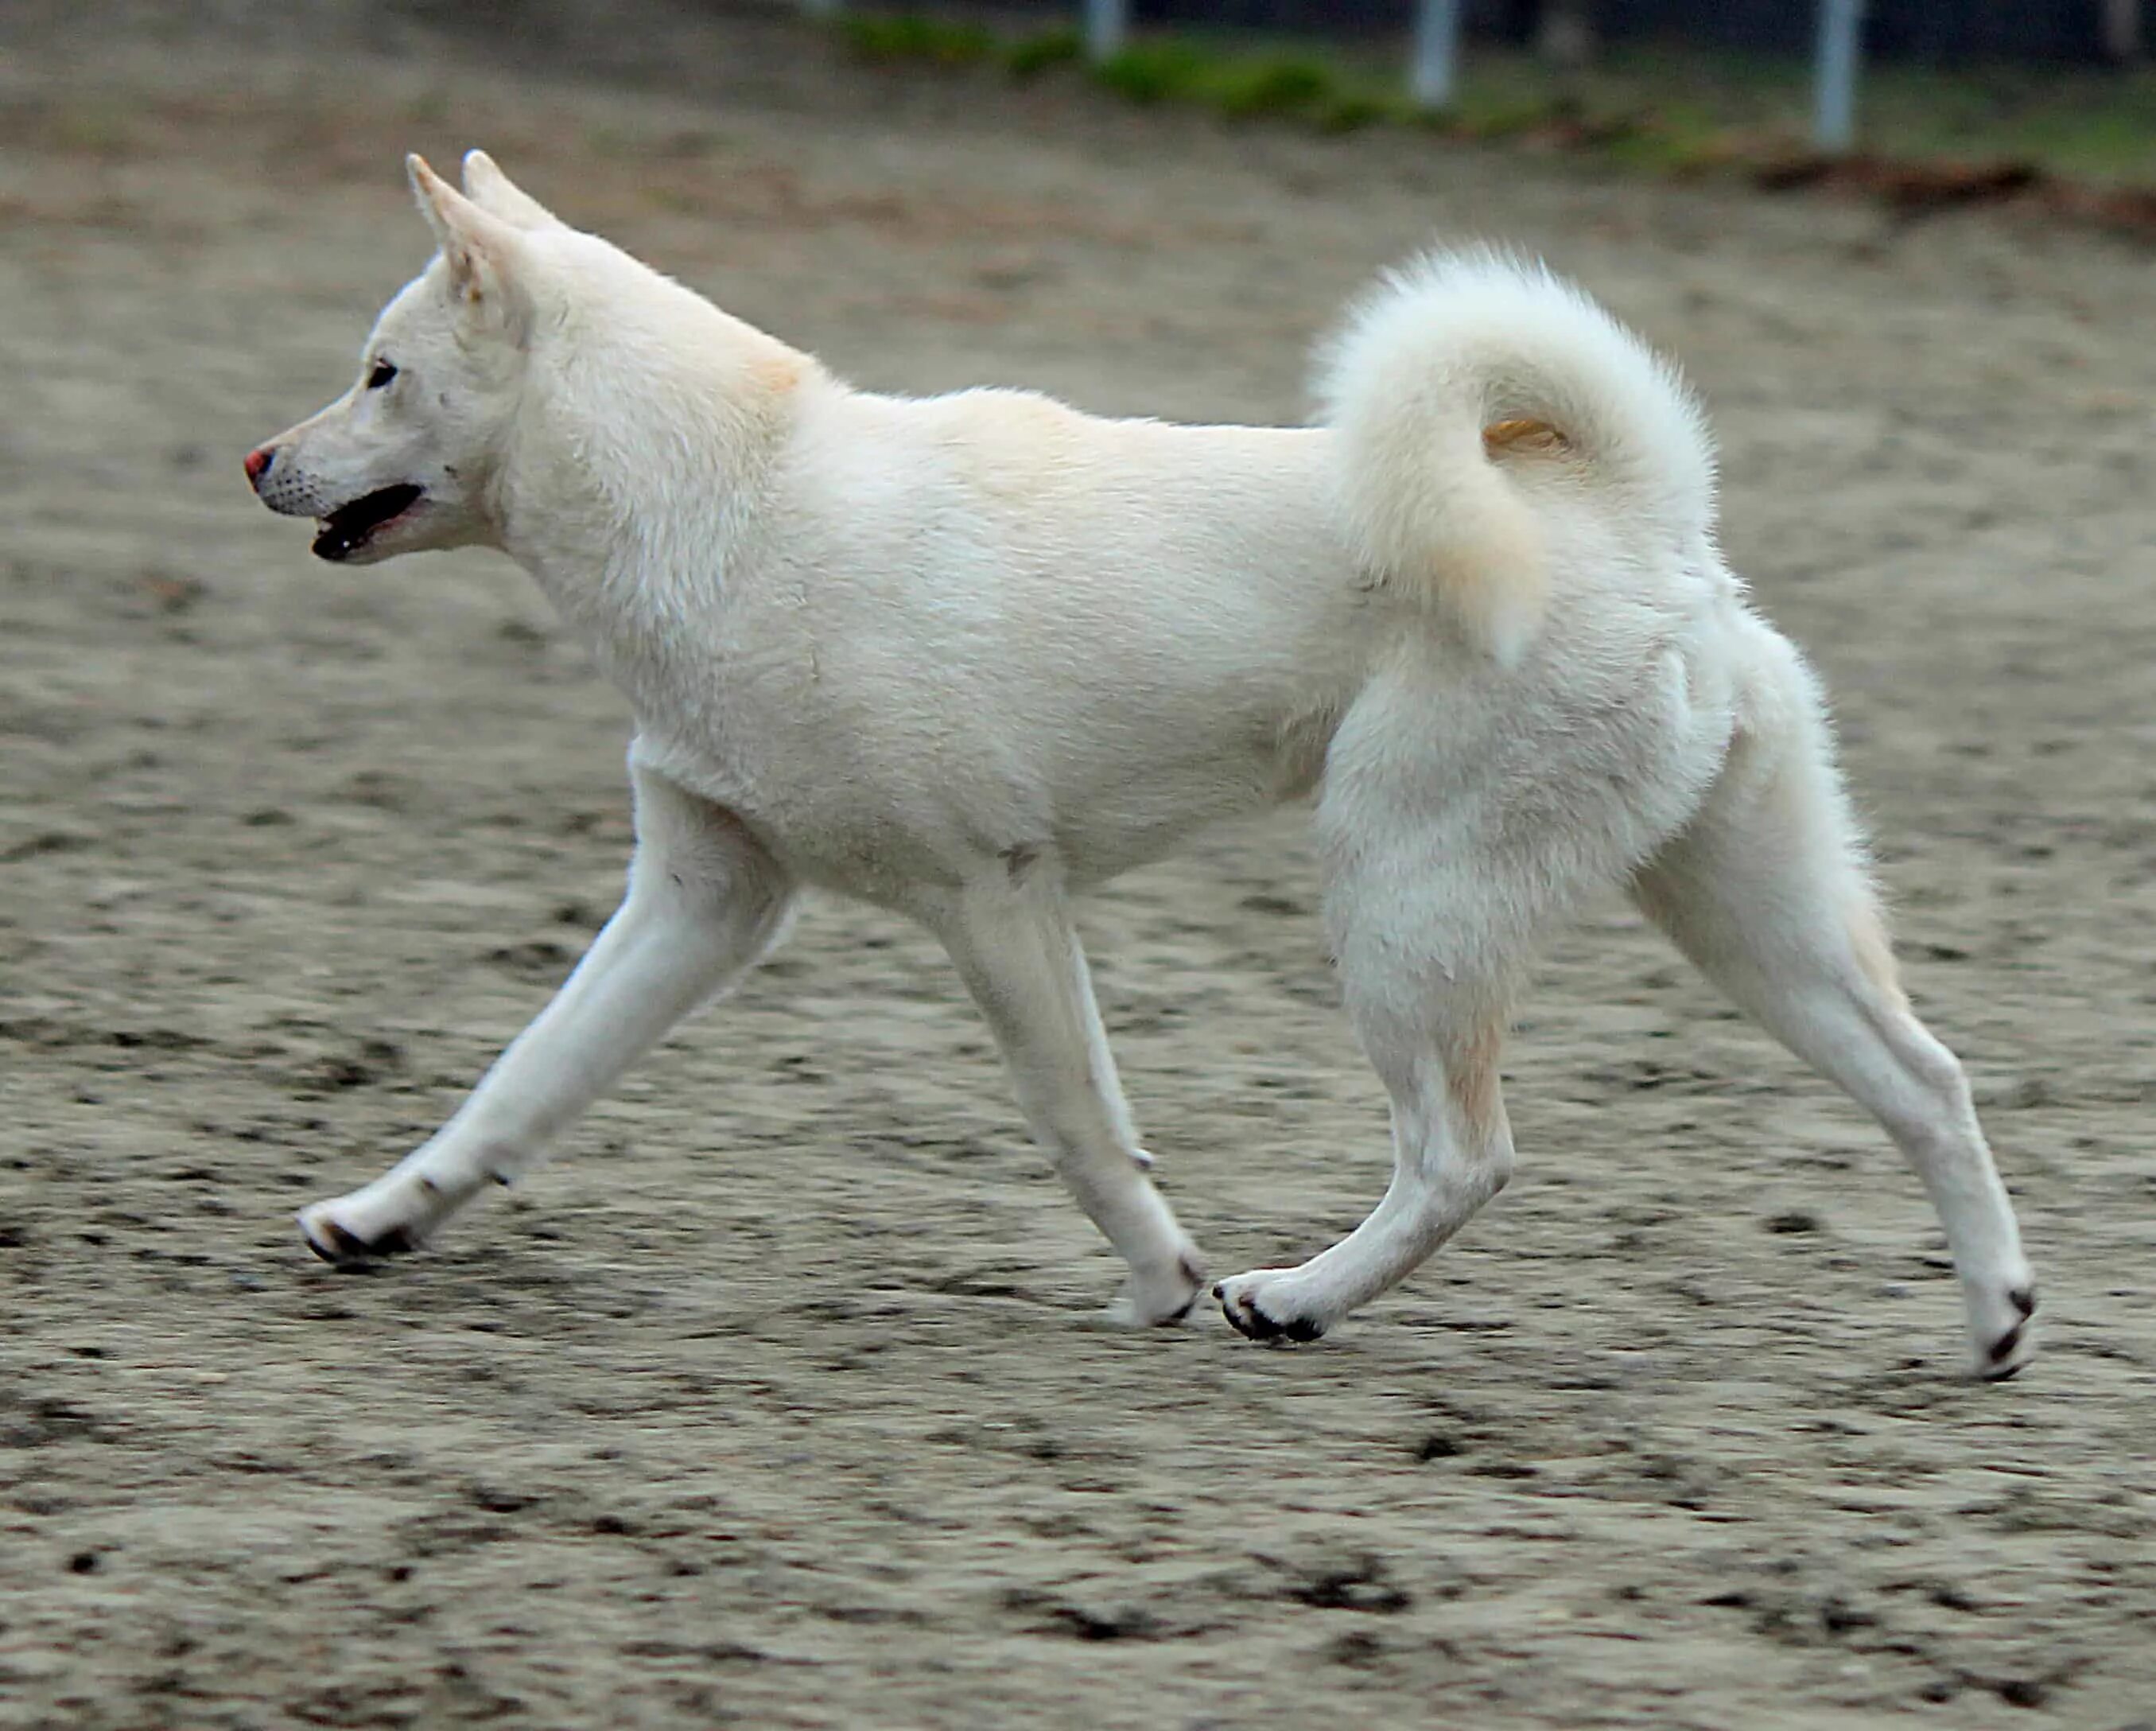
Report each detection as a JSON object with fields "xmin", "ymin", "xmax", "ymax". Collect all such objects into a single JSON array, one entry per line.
[{"xmin": 248, "ymin": 151, "xmax": 2035, "ymax": 1380}]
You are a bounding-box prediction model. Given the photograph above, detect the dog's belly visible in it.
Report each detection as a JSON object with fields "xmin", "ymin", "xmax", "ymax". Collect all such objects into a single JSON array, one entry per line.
[
  {"xmin": 637, "ymin": 684, "xmax": 1332, "ymax": 908},
  {"xmin": 628, "ymin": 554, "xmax": 1361, "ymax": 904}
]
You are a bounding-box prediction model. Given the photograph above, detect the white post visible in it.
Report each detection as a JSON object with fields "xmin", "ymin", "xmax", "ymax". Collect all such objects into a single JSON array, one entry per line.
[
  {"xmin": 1814, "ymin": 0, "xmax": 1864, "ymax": 155},
  {"xmin": 1086, "ymin": 0, "xmax": 1127, "ymax": 61},
  {"xmin": 1411, "ymin": 0, "xmax": 1463, "ymax": 110}
]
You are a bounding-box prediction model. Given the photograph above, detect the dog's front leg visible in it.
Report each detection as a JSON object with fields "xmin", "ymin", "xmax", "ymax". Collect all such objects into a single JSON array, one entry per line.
[
  {"xmin": 923, "ymin": 864, "xmax": 1206, "ymax": 1325},
  {"xmin": 297, "ymin": 757, "xmax": 794, "ymax": 1264}
]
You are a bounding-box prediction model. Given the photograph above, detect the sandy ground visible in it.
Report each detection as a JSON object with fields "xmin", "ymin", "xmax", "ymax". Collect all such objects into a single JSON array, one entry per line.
[{"xmin": 3, "ymin": 6, "xmax": 2155, "ymax": 1725}]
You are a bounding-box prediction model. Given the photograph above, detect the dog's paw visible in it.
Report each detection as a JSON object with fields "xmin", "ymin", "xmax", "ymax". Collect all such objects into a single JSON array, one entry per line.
[
  {"xmin": 297, "ymin": 1197, "xmax": 423, "ymax": 1270},
  {"xmin": 1109, "ymin": 1247, "xmax": 1209, "ymax": 1327},
  {"xmin": 1215, "ymin": 1270, "xmax": 1328, "ymax": 1344},
  {"xmin": 1971, "ymin": 1282, "xmax": 2038, "ymax": 1382}
]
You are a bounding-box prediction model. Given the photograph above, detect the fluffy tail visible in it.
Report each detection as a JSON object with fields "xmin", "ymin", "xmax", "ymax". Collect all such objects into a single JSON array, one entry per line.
[{"xmin": 1314, "ymin": 248, "xmax": 1715, "ymax": 667}]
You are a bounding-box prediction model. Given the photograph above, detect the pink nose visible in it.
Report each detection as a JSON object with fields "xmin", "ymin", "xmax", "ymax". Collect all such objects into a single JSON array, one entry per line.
[{"xmin": 243, "ymin": 446, "xmax": 273, "ymax": 484}]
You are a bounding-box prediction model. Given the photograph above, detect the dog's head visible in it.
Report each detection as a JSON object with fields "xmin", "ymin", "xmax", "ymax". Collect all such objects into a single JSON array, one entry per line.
[{"xmin": 245, "ymin": 151, "xmax": 558, "ymax": 564}]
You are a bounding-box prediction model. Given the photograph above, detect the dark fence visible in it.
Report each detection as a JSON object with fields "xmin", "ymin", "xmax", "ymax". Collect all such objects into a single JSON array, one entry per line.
[{"xmin": 976, "ymin": 2, "xmax": 2154, "ymax": 64}]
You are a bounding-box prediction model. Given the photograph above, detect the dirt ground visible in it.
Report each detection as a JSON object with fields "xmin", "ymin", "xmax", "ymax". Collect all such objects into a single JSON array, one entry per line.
[{"xmin": 3, "ymin": 4, "xmax": 2154, "ymax": 1726}]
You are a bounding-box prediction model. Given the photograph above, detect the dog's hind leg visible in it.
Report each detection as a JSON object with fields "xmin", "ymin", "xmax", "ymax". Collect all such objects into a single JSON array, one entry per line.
[
  {"xmin": 1628, "ymin": 655, "xmax": 2036, "ymax": 1379},
  {"xmin": 1214, "ymin": 889, "xmax": 1520, "ymax": 1345},
  {"xmin": 923, "ymin": 864, "xmax": 1206, "ymax": 1325},
  {"xmin": 297, "ymin": 753, "xmax": 794, "ymax": 1265},
  {"xmin": 1213, "ymin": 674, "xmax": 1627, "ymax": 1345}
]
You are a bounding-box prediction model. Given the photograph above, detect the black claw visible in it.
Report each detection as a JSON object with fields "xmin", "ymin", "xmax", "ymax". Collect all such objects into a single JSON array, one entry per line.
[
  {"xmin": 303, "ymin": 1223, "xmax": 358, "ymax": 1266},
  {"xmin": 322, "ymin": 1221, "xmax": 371, "ymax": 1264},
  {"xmin": 1157, "ymin": 1258, "xmax": 1206, "ymax": 1323},
  {"xmin": 302, "ymin": 1219, "xmax": 417, "ymax": 1270},
  {"xmin": 1222, "ymin": 1294, "xmax": 1282, "ymax": 1341},
  {"xmin": 1985, "ymin": 1286, "xmax": 2038, "ymax": 1365},
  {"xmin": 1219, "ymin": 1291, "xmax": 1326, "ymax": 1344}
]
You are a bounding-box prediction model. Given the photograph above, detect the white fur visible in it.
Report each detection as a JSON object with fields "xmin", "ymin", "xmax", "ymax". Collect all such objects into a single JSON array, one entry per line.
[
  {"xmin": 1315, "ymin": 247, "xmax": 1715, "ymax": 665},
  {"xmin": 248, "ymin": 152, "xmax": 2037, "ymax": 1378}
]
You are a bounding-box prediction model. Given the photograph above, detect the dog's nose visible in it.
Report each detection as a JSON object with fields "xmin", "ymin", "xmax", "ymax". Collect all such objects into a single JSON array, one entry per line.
[{"xmin": 243, "ymin": 446, "xmax": 274, "ymax": 488}]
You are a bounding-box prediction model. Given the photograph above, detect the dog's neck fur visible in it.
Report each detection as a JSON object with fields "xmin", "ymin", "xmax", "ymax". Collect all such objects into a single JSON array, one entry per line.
[{"xmin": 492, "ymin": 252, "xmax": 812, "ymax": 703}]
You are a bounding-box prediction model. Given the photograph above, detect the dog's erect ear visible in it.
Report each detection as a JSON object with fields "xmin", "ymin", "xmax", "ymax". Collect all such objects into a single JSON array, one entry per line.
[
  {"xmin": 407, "ymin": 153, "xmax": 533, "ymax": 338},
  {"xmin": 460, "ymin": 149, "xmax": 563, "ymax": 231}
]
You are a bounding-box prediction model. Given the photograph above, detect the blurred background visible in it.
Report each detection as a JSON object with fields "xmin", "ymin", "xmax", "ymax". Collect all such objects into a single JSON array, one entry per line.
[{"xmin": 4, "ymin": 3, "xmax": 2154, "ymax": 1727}]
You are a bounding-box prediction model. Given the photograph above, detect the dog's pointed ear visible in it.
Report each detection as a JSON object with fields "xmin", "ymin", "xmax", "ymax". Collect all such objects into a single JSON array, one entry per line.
[
  {"xmin": 460, "ymin": 149, "xmax": 562, "ymax": 231},
  {"xmin": 407, "ymin": 153, "xmax": 532, "ymax": 338}
]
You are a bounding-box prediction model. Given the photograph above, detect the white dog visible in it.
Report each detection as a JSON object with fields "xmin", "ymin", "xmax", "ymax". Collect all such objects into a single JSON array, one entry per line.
[{"xmin": 247, "ymin": 151, "xmax": 2036, "ymax": 1377}]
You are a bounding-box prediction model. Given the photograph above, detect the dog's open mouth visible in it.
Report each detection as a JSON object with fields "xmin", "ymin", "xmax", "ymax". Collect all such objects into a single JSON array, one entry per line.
[{"xmin": 313, "ymin": 484, "xmax": 425, "ymax": 561}]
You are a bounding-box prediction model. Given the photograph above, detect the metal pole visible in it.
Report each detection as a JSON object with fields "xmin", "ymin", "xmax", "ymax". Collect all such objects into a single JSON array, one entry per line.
[
  {"xmin": 1086, "ymin": 0, "xmax": 1127, "ymax": 62},
  {"xmin": 2103, "ymin": 0, "xmax": 2141, "ymax": 62},
  {"xmin": 1411, "ymin": 0, "xmax": 1463, "ymax": 111},
  {"xmin": 1813, "ymin": 0, "xmax": 1864, "ymax": 155}
]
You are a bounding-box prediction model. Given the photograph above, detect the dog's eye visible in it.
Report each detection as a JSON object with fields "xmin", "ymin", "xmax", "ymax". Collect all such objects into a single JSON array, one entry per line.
[{"xmin": 366, "ymin": 359, "xmax": 398, "ymax": 391}]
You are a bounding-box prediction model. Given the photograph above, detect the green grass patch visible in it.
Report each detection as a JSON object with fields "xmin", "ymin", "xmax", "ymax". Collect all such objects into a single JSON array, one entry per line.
[
  {"xmin": 818, "ymin": 10, "xmax": 2156, "ymax": 206},
  {"xmin": 1090, "ymin": 40, "xmax": 1209, "ymax": 105},
  {"xmin": 1004, "ymin": 25, "xmax": 1081, "ymax": 80},
  {"xmin": 841, "ymin": 12, "xmax": 994, "ymax": 66},
  {"xmin": 1090, "ymin": 40, "xmax": 1401, "ymax": 127},
  {"xmin": 1204, "ymin": 56, "xmax": 1335, "ymax": 120}
]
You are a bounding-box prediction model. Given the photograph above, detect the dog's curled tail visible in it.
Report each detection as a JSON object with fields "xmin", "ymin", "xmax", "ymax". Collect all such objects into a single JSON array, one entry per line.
[{"xmin": 1315, "ymin": 248, "xmax": 1715, "ymax": 667}]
